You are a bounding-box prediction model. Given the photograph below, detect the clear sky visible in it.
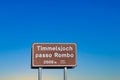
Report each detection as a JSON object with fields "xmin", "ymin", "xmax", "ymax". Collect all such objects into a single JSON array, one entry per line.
[{"xmin": 0, "ymin": 0, "xmax": 120, "ymax": 80}]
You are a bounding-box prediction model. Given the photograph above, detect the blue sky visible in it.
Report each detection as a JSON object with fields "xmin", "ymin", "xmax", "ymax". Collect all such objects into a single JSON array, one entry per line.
[{"xmin": 0, "ymin": 0, "xmax": 120, "ymax": 80}]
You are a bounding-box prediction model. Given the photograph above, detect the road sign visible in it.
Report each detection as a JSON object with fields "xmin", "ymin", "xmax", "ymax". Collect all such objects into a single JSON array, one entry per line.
[{"xmin": 32, "ymin": 43, "xmax": 76, "ymax": 67}]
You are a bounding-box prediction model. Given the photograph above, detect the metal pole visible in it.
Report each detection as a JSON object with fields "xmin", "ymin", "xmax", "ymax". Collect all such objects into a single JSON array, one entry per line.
[
  {"xmin": 38, "ymin": 67, "xmax": 42, "ymax": 80},
  {"xmin": 64, "ymin": 67, "xmax": 67, "ymax": 80}
]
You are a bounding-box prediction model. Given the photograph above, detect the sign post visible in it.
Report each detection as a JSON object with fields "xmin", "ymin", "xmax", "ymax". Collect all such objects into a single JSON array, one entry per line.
[
  {"xmin": 32, "ymin": 43, "xmax": 77, "ymax": 80},
  {"xmin": 64, "ymin": 67, "xmax": 67, "ymax": 80},
  {"xmin": 38, "ymin": 67, "xmax": 42, "ymax": 80}
]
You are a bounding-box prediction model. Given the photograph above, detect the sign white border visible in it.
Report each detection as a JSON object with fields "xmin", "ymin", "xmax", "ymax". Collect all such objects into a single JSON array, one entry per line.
[{"xmin": 32, "ymin": 43, "xmax": 77, "ymax": 67}]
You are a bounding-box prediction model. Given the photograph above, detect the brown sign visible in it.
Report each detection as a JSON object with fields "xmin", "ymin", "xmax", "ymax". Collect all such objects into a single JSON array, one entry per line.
[{"xmin": 32, "ymin": 43, "xmax": 76, "ymax": 67}]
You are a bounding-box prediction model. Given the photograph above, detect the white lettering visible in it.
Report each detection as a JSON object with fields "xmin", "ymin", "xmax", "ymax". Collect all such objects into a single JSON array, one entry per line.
[
  {"xmin": 35, "ymin": 53, "xmax": 52, "ymax": 58},
  {"xmin": 37, "ymin": 45, "xmax": 73, "ymax": 51},
  {"xmin": 54, "ymin": 52, "xmax": 74, "ymax": 58},
  {"xmin": 37, "ymin": 46, "xmax": 41, "ymax": 51}
]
